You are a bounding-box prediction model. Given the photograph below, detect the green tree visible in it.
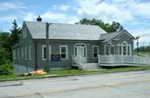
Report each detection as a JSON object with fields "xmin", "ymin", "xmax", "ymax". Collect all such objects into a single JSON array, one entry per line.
[
  {"xmin": 0, "ymin": 46, "xmax": 9, "ymax": 65},
  {"xmin": 10, "ymin": 19, "xmax": 21, "ymax": 46},
  {"xmin": 77, "ymin": 18, "xmax": 123, "ymax": 33},
  {"xmin": 9, "ymin": 19, "xmax": 21, "ymax": 60}
]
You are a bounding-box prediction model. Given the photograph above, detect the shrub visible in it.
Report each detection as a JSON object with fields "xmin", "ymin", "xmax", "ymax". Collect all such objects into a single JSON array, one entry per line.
[{"xmin": 0, "ymin": 60, "xmax": 13, "ymax": 75}]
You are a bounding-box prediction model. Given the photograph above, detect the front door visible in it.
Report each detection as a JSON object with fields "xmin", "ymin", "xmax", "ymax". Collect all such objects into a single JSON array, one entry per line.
[{"xmin": 75, "ymin": 44, "xmax": 87, "ymax": 63}]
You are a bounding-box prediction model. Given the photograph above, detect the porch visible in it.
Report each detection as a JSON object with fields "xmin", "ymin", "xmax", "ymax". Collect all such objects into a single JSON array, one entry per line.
[
  {"xmin": 98, "ymin": 55, "xmax": 150, "ymax": 67},
  {"xmin": 72, "ymin": 54, "xmax": 150, "ymax": 69}
]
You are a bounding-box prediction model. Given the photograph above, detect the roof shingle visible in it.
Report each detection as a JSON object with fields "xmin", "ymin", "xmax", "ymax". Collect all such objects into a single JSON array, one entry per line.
[{"xmin": 25, "ymin": 21, "xmax": 107, "ymax": 40}]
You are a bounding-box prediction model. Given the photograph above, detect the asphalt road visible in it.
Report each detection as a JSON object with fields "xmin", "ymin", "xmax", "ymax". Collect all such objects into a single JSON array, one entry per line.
[{"xmin": 0, "ymin": 70, "xmax": 150, "ymax": 98}]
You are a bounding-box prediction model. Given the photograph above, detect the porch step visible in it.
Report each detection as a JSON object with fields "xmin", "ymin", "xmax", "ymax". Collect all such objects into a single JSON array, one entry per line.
[{"xmin": 81, "ymin": 63, "xmax": 100, "ymax": 71}]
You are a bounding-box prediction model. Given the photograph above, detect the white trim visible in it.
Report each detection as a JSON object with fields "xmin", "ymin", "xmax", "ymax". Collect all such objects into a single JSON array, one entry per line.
[
  {"xmin": 74, "ymin": 43, "xmax": 87, "ymax": 57},
  {"xmin": 42, "ymin": 45, "xmax": 51, "ymax": 60},
  {"xmin": 59, "ymin": 45, "xmax": 68, "ymax": 60},
  {"xmin": 104, "ymin": 44, "xmax": 115, "ymax": 55},
  {"xmin": 117, "ymin": 41, "xmax": 132, "ymax": 56},
  {"xmin": 92, "ymin": 45, "xmax": 99, "ymax": 58}
]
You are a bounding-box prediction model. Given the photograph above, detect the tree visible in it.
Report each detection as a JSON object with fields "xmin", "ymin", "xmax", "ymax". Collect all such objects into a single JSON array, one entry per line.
[
  {"xmin": 10, "ymin": 19, "xmax": 21, "ymax": 47},
  {"xmin": 9, "ymin": 20, "xmax": 21, "ymax": 60},
  {"xmin": 0, "ymin": 46, "xmax": 9, "ymax": 65},
  {"xmin": 77, "ymin": 18, "xmax": 123, "ymax": 33}
]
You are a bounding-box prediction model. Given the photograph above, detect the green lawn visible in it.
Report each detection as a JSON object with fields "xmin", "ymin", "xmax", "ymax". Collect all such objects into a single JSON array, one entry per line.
[{"xmin": 1, "ymin": 66, "xmax": 150, "ymax": 82}]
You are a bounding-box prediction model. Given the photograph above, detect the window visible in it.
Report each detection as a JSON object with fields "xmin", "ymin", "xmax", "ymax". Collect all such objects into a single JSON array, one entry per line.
[
  {"xmin": 128, "ymin": 46, "xmax": 131, "ymax": 55},
  {"xmin": 23, "ymin": 28, "xmax": 27, "ymax": 38},
  {"xmin": 117, "ymin": 41, "xmax": 131, "ymax": 56},
  {"xmin": 22, "ymin": 47, "xmax": 24, "ymax": 58},
  {"xmin": 29, "ymin": 46, "xmax": 32, "ymax": 60},
  {"xmin": 42, "ymin": 45, "xmax": 51, "ymax": 60},
  {"xmin": 105, "ymin": 46, "xmax": 109, "ymax": 55},
  {"xmin": 13, "ymin": 50, "xmax": 16, "ymax": 60},
  {"xmin": 93, "ymin": 46, "xmax": 99, "ymax": 58},
  {"xmin": 25, "ymin": 47, "xmax": 27, "ymax": 60},
  {"xmin": 60, "ymin": 45, "xmax": 68, "ymax": 60},
  {"xmin": 119, "ymin": 46, "xmax": 122, "ymax": 55},
  {"xmin": 18, "ymin": 49, "xmax": 20, "ymax": 59},
  {"xmin": 111, "ymin": 46, "xmax": 114, "ymax": 55}
]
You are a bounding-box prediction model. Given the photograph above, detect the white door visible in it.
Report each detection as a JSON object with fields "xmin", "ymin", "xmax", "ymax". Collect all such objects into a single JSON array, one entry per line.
[{"xmin": 76, "ymin": 46, "xmax": 87, "ymax": 62}]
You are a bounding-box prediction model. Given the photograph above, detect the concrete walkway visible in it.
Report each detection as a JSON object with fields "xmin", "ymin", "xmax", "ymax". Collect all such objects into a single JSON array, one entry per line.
[{"xmin": 0, "ymin": 70, "xmax": 150, "ymax": 98}]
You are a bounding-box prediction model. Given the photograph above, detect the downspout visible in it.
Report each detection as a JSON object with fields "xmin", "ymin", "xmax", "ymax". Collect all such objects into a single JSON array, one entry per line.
[{"xmin": 46, "ymin": 22, "xmax": 49, "ymax": 72}]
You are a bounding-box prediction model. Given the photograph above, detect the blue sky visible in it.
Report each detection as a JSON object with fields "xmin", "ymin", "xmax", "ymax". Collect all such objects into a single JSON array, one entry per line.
[{"xmin": 0, "ymin": 0, "xmax": 150, "ymax": 46}]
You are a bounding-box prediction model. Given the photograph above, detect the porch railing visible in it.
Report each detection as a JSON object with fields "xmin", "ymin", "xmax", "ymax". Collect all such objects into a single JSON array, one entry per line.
[
  {"xmin": 98, "ymin": 55, "xmax": 150, "ymax": 65},
  {"xmin": 72, "ymin": 55, "xmax": 84, "ymax": 65}
]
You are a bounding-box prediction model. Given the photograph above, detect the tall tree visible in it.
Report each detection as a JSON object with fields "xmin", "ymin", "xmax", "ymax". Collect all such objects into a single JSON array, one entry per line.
[
  {"xmin": 9, "ymin": 20, "xmax": 21, "ymax": 60},
  {"xmin": 77, "ymin": 18, "xmax": 123, "ymax": 33},
  {"xmin": 10, "ymin": 19, "xmax": 21, "ymax": 46}
]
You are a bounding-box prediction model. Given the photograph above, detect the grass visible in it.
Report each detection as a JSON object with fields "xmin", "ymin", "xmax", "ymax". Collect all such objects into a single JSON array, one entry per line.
[{"xmin": 1, "ymin": 66, "xmax": 150, "ymax": 82}]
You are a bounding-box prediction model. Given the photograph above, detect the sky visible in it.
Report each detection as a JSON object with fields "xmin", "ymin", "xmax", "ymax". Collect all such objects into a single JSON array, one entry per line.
[{"xmin": 0, "ymin": 0, "xmax": 150, "ymax": 46}]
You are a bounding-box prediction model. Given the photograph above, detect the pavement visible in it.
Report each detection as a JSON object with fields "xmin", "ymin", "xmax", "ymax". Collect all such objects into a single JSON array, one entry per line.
[{"xmin": 0, "ymin": 70, "xmax": 150, "ymax": 98}]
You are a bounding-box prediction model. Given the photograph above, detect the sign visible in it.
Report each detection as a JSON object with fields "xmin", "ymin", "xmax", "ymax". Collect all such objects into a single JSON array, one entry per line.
[{"xmin": 51, "ymin": 53, "xmax": 61, "ymax": 62}]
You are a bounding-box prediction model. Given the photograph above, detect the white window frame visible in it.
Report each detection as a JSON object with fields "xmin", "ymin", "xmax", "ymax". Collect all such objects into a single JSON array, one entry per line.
[
  {"xmin": 23, "ymin": 28, "xmax": 27, "ymax": 39},
  {"xmin": 22, "ymin": 47, "xmax": 24, "ymax": 58},
  {"xmin": 29, "ymin": 46, "xmax": 32, "ymax": 60},
  {"xmin": 92, "ymin": 45, "xmax": 99, "ymax": 58},
  {"xmin": 25, "ymin": 47, "xmax": 27, "ymax": 60},
  {"xmin": 13, "ymin": 49, "xmax": 16, "ymax": 60},
  {"xmin": 117, "ymin": 41, "xmax": 132, "ymax": 56},
  {"xmin": 59, "ymin": 45, "xmax": 68, "ymax": 60},
  {"xmin": 104, "ymin": 44, "xmax": 115, "ymax": 55},
  {"xmin": 42, "ymin": 45, "xmax": 51, "ymax": 60}
]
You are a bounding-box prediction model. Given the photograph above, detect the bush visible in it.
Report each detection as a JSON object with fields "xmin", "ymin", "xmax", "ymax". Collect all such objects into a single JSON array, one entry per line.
[
  {"xmin": 0, "ymin": 60, "xmax": 13, "ymax": 75},
  {"xmin": 0, "ymin": 47, "xmax": 9, "ymax": 65}
]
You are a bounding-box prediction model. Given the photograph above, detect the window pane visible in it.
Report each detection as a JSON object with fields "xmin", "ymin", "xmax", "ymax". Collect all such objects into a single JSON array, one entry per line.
[
  {"xmin": 123, "ymin": 46, "xmax": 126, "ymax": 55},
  {"xmin": 94, "ymin": 47, "xmax": 97, "ymax": 53},
  {"xmin": 44, "ymin": 47, "xmax": 46, "ymax": 59},
  {"xmin": 111, "ymin": 47, "xmax": 114, "ymax": 55},
  {"xmin": 75, "ymin": 47, "xmax": 77, "ymax": 56},
  {"xmin": 94, "ymin": 53, "xmax": 97, "ymax": 57},
  {"xmin": 61, "ymin": 47, "xmax": 66, "ymax": 53},
  {"xmin": 84, "ymin": 47, "xmax": 86, "ymax": 57},
  {"xmin": 61, "ymin": 54, "xmax": 66, "ymax": 58},
  {"xmin": 128, "ymin": 46, "xmax": 130, "ymax": 55},
  {"xmin": 93, "ymin": 46, "xmax": 98, "ymax": 57},
  {"xmin": 119, "ymin": 46, "xmax": 122, "ymax": 55},
  {"xmin": 106, "ymin": 46, "xmax": 109, "ymax": 55},
  {"xmin": 60, "ymin": 46, "xmax": 67, "ymax": 59}
]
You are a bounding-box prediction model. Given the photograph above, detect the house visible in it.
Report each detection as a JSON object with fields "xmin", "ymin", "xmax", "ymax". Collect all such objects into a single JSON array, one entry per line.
[{"xmin": 12, "ymin": 19, "xmax": 134, "ymax": 75}]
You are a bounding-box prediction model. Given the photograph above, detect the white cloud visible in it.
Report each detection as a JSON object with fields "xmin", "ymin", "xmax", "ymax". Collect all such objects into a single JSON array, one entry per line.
[
  {"xmin": 75, "ymin": 0, "xmax": 134, "ymax": 23},
  {"xmin": 41, "ymin": 11, "xmax": 79, "ymax": 23},
  {"xmin": 130, "ymin": 2, "xmax": 150, "ymax": 17},
  {"xmin": 128, "ymin": 28, "xmax": 150, "ymax": 46},
  {"xmin": 0, "ymin": 1, "xmax": 26, "ymax": 11},
  {"xmin": 41, "ymin": 11, "xmax": 66, "ymax": 21},
  {"xmin": 53, "ymin": 5, "xmax": 70, "ymax": 11},
  {"xmin": 0, "ymin": 16, "xmax": 17, "ymax": 22},
  {"xmin": 23, "ymin": 11, "xmax": 79, "ymax": 24},
  {"xmin": 24, "ymin": 12, "xmax": 36, "ymax": 21}
]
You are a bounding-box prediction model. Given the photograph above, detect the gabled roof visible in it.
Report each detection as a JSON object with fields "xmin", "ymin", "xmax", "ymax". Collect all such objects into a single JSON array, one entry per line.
[
  {"xmin": 100, "ymin": 29, "xmax": 134, "ymax": 42},
  {"xmin": 100, "ymin": 32, "xmax": 121, "ymax": 42},
  {"xmin": 24, "ymin": 21, "xmax": 107, "ymax": 40}
]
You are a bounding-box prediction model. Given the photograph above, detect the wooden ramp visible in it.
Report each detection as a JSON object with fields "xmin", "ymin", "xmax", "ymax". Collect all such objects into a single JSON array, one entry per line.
[{"xmin": 98, "ymin": 55, "xmax": 150, "ymax": 67}]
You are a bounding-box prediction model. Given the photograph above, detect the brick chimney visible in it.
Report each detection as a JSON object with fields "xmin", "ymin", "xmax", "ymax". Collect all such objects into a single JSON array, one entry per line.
[{"xmin": 37, "ymin": 15, "xmax": 42, "ymax": 22}]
